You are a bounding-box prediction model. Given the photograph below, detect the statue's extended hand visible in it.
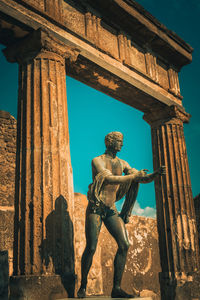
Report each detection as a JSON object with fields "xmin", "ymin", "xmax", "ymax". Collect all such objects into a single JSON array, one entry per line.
[
  {"xmin": 157, "ymin": 166, "xmax": 166, "ymax": 175},
  {"xmin": 137, "ymin": 169, "xmax": 149, "ymax": 178}
]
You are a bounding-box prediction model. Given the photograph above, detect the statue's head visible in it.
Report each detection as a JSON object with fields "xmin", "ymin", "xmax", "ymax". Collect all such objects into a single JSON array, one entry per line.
[{"xmin": 105, "ymin": 131, "xmax": 123, "ymax": 152}]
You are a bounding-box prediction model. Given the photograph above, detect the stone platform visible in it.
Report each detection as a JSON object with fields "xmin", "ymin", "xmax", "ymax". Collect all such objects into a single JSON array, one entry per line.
[{"xmin": 58, "ymin": 298, "xmax": 152, "ymax": 300}]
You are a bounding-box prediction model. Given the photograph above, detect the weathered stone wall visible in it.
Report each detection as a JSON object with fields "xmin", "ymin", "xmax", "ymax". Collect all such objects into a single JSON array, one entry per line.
[
  {"xmin": 74, "ymin": 193, "xmax": 161, "ymax": 298},
  {"xmin": 0, "ymin": 111, "xmax": 16, "ymax": 273},
  {"xmin": 0, "ymin": 111, "xmax": 16, "ymax": 299},
  {"xmin": 0, "ymin": 111, "xmax": 16, "ymax": 208}
]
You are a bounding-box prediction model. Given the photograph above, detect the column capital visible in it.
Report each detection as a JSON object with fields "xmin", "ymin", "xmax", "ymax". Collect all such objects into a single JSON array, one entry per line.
[
  {"xmin": 3, "ymin": 28, "xmax": 80, "ymax": 64},
  {"xmin": 143, "ymin": 105, "xmax": 191, "ymax": 127}
]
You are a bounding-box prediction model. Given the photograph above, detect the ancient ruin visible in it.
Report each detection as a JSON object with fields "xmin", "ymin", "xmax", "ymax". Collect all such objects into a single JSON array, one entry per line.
[
  {"xmin": 0, "ymin": 0, "xmax": 200, "ymax": 299},
  {"xmin": 0, "ymin": 113, "xmax": 162, "ymax": 299}
]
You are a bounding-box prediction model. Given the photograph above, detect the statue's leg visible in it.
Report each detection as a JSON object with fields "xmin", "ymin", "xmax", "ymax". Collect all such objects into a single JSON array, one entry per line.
[
  {"xmin": 104, "ymin": 214, "xmax": 138, "ymax": 298},
  {"xmin": 104, "ymin": 214, "xmax": 129, "ymax": 289},
  {"xmin": 78, "ymin": 206, "xmax": 102, "ymax": 298}
]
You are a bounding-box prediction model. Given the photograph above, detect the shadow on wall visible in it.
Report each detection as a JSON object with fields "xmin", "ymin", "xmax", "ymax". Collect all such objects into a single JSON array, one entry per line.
[
  {"xmin": 40, "ymin": 195, "xmax": 76, "ymax": 297},
  {"xmin": 0, "ymin": 251, "xmax": 9, "ymax": 300}
]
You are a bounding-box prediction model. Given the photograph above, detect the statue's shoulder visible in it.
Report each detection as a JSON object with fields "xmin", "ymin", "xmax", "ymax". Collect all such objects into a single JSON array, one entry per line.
[
  {"xmin": 92, "ymin": 154, "xmax": 105, "ymax": 164},
  {"xmin": 92, "ymin": 155, "xmax": 106, "ymax": 173}
]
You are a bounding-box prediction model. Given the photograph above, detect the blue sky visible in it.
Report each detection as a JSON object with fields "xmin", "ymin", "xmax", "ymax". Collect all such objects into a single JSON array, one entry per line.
[{"xmin": 0, "ymin": 0, "xmax": 199, "ymax": 218}]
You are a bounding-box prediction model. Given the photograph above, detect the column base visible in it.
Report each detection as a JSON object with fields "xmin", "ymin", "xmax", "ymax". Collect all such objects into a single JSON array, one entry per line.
[
  {"xmin": 159, "ymin": 272, "xmax": 200, "ymax": 300},
  {"xmin": 10, "ymin": 274, "xmax": 75, "ymax": 300}
]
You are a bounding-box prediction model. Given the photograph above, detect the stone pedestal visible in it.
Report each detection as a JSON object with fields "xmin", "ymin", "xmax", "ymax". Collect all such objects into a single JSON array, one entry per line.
[
  {"xmin": 144, "ymin": 105, "xmax": 200, "ymax": 300},
  {"xmin": 59, "ymin": 298, "xmax": 153, "ymax": 300},
  {"xmin": 10, "ymin": 275, "xmax": 68, "ymax": 300},
  {"xmin": 3, "ymin": 29, "xmax": 79, "ymax": 300}
]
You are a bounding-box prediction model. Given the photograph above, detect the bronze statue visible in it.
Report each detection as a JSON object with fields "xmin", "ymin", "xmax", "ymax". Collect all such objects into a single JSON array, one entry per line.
[{"xmin": 77, "ymin": 132, "xmax": 166, "ymax": 298}]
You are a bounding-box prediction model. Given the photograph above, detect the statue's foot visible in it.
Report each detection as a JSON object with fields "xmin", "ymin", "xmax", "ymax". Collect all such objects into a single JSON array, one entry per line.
[
  {"xmin": 77, "ymin": 287, "xmax": 86, "ymax": 298},
  {"xmin": 111, "ymin": 287, "xmax": 138, "ymax": 298}
]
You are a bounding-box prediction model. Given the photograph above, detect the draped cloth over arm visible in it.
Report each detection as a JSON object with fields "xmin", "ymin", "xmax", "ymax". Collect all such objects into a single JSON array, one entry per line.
[
  {"xmin": 87, "ymin": 169, "xmax": 112, "ymax": 206},
  {"xmin": 118, "ymin": 181, "xmax": 139, "ymax": 224},
  {"xmin": 87, "ymin": 169, "xmax": 139, "ymax": 223}
]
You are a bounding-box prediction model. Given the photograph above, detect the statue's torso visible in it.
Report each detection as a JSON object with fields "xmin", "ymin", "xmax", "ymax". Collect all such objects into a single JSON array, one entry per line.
[{"xmin": 92, "ymin": 154, "xmax": 123, "ymax": 207}]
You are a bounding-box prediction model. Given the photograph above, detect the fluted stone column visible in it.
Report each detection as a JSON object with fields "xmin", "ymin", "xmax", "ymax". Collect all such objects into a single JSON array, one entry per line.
[
  {"xmin": 3, "ymin": 29, "xmax": 79, "ymax": 300},
  {"xmin": 144, "ymin": 105, "xmax": 200, "ymax": 299}
]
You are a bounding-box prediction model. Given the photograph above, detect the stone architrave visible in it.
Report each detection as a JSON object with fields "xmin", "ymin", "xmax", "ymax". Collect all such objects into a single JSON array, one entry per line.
[
  {"xmin": 19, "ymin": 0, "xmax": 64, "ymax": 22},
  {"xmin": 144, "ymin": 105, "xmax": 200, "ymax": 299},
  {"xmin": 3, "ymin": 28, "xmax": 79, "ymax": 300}
]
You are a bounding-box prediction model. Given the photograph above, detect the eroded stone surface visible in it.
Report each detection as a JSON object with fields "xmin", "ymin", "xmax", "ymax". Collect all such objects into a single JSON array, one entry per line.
[
  {"xmin": 0, "ymin": 111, "xmax": 15, "ymax": 278},
  {"xmin": 10, "ymin": 275, "xmax": 68, "ymax": 300},
  {"xmin": 144, "ymin": 106, "xmax": 200, "ymax": 299},
  {"xmin": 0, "ymin": 111, "xmax": 16, "ymax": 207}
]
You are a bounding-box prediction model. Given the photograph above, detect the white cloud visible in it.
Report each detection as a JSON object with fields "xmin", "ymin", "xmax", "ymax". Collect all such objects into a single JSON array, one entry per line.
[
  {"xmin": 132, "ymin": 201, "xmax": 156, "ymax": 218},
  {"xmin": 117, "ymin": 199, "xmax": 156, "ymax": 218}
]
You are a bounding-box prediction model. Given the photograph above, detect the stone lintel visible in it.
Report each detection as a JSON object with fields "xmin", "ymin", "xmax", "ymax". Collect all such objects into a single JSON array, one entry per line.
[
  {"xmin": 0, "ymin": 0, "xmax": 192, "ymax": 69},
  {"xmin": 0, "ymin": 0, "xmax": 186, "ymax": 112},
  {"xmin": 3, "ymin": 28, "xmax": 80, "ymax": 64},
  {"xmin": 66, "ymin": 54, "xmax": 183, "ymax": 113},
  {"xmin": 143, "ymin": 105, "xmax": 191, "ymax": 127},
  {"xmin": 19, "ymin": 0, "xmax": 64, "ymax": 23},
  {"xmin": 84, "ymin": 0, "xmax": 192, "ymax": 69}
]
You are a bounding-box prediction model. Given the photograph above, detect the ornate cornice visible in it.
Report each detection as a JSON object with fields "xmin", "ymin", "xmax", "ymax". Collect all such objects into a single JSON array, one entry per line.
[
  {"xmin": 143, "ymin": 105, "xmax": 191, "ymax": 127},
  {"xmin": 3, "ymin": 28, "xmax": 80, "ymax": 64}
]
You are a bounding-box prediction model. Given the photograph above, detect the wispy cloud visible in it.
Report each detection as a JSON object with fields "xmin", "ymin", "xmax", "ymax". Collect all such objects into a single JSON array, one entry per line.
[
  {"xmin": 132, "ymin": 201, "xmax": 156, "ymax": 218},
  {"xmin": 117, "ymin": 199, "xmax": 156, "ymax": 218}
]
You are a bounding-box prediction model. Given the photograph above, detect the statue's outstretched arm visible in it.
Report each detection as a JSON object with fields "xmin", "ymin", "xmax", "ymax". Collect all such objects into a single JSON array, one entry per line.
[{"xmin": 136, "ymin": 166, "xmax": 166, "ymax": 183}]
